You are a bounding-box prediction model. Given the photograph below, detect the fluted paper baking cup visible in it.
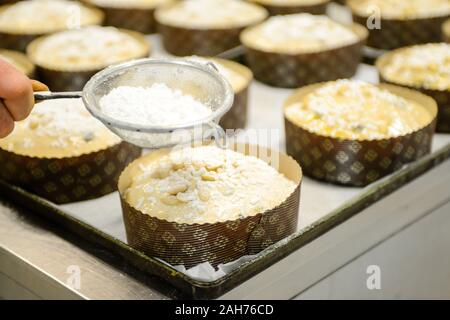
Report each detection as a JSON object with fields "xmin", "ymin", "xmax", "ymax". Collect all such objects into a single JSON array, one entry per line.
[
  {"xmin": 252, "ymin": 0, "xmax": 329, "ymax": 16},
  {"xmin": 0, "ymin": 4, "xmax": 103, "ymax": 52},
  {"xmin": 284, "ymin": 83, "xmax": 437, "ymax": 187},
  {"xmin": 351, "ymin": 13, "xmax": 449, "ymax": 50},
  {"xmin": 157, "ymin": 23, "xmax": 253, "ymax": 57},
  {"xmin": 0, "ymin": 32, "xmax": 41, "ymax": 53},
  {"xmin": 241, "ymin": 23, "xmax": 368, "ymax": 88},
  {"xmin": 26, "ymin": 29, "xmax": 150, "ymax": 92},
  {"xmin": 86, "ymin": 5, "xmax": 157, "ymax": 34},
  {"xmin": 219, "ymin": 88, "xmax": 248, "ymax": 130},
  {"xmin": 0, "ymin": 141, "xmax": 141, "ymax": 204},
  {"xmin": 118, "ymin": 143, "xmax": 302, "ymax": 269},
  {"xmin": 376, "ymin": 51, "xmax": 450, "ymax": 133},
  {"xmin": 211, "ymin": 58, "xmax": 253, "ymax": 130},
  {"xmin": 155, "ymin": 3, "xmax": 267, "ymax": 57}
]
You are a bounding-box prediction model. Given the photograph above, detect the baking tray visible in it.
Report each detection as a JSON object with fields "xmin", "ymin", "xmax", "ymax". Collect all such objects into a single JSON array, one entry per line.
[
  {"xmin": 1, "ymin": 138, "xmax": 449, "ymax": 299},
  {"xmin": 1, "ymin": 36, "xmax": 450, "ymax": 299}
]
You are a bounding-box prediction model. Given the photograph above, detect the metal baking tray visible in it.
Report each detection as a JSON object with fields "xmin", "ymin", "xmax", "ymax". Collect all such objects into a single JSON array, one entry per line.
[
  {"xmin": 1, "ymin": 61, "xmax": 449, "ymax": 298},
  {"xmin": 1, "ymin": 140, "xmax": 449, "ymax": 299},
  {"xmin": 1, "ymin": 33, "xmax": 450, "ymax": 298}
]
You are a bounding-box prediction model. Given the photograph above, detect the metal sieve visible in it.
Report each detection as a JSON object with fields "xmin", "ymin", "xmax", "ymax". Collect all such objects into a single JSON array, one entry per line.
[{"xmin": 34, "ymin": 58, "xmax": 234, "ymax": 149}]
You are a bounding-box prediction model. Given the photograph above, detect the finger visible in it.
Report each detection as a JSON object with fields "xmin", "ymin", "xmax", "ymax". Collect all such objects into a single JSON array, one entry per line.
[
  {"xmin": 0, "ymin": 59, "xmax": 34, "ymax": 121},
  {"xmin": 0, "ymin": 101, "xmax": 14, "ymax": 138},
  {"xmin": 31, "ymin": 80, "xmax": 49, "ymax": 92}
]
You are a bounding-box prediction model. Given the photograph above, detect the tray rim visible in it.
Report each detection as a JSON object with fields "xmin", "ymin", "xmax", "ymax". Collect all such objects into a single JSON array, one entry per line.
[{"xmin": 1, "ymin": 142, "xmax": 449, "ymax": 299}]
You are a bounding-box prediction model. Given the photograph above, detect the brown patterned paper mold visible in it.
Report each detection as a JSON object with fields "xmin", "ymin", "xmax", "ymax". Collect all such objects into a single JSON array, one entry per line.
[
  {"xmin": 83, "ymin": 0, "xmax": 172, "ymax": 34},
  {"xmin": 220, "ymin": 88, "xmax": 249, "ymax": 130},
  {"xmin": 0, "ymin": 49, "xmax": 35, "ymax": 77},
  {"xmin": 248, "ymin": 0, "xmax": 330, "ymax": 16},
  {"xmin": 0, "ymin": 0, "xmax": 104, "ymax": 52},
  {"xmin": 376, "ymin": 44, "xmax": 450, "ymax": 133},
  {"xmin": 155, "ymin": 0, "xmax": 268, "ymax": 57},
  {"xmin": 0, "ymin": 99, "xmax": 142, "ymax": 204},
  {"xmin": 190, "ymin": 57, "xmax": 253, "ymax": 130},
  {"xmin": 118, "ymin": 143, "xmax": 302, "ymax": 269},
  {"xmin": 443, "ymin": 19, "xmax": 450, "ymax": 43},
  {"xmin": 214, "ymin": 59, "xmax": 253, "ymax": 130},
  {"xmin": 348, "ymin": 0, "xmax": 450, "ymax": 50},
  {"xmin": 284, "ymin": 82, "xmax": 437, "ymax": 187},
  {"xmin": 26, "ymin": 27, "xmax": 150, "ymax": 92},
  {"xmin": 240, "ymin": 14, "xmax": 368, "ymax": 88}
]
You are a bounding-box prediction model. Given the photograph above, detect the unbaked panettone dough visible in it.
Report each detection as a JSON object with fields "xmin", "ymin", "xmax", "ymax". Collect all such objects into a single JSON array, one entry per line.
[
  {"xmin": 0, "ymin": 98, "xmax": 121, "ymax": 158},
  {"xmin": 240, "ymin": 13, "xmax": 359, "ymax": 54},
  {"xmin": 155, "ymin": 0, "xmax": 268, "ymax": 29},
  {"xmin": 285, "ymin": 80, "xmax": 433, "ymax": 140},
  {"xmin": 124, "ymin": 146, "xmax": 297, "ymax": 224},
  {"xmin": 0, "ymin": 49, "xmax": 34, "ymax": 75},
  {"xmin": 378, "ymin": 43, "xmax": 450, "ymax": 91},
  {"xmin": 0, "ymin": 0, "xmax": 103, "ymax": 34},
  {"xmin": 28, "ymin": 26, "xmax": 149, "ymax": 71},
  {"xmin": 348, "ymin": 0, "xmax": 450, "ymax": 20}
]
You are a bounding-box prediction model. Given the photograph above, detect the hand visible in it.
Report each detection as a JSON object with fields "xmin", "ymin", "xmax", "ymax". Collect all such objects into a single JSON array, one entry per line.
[{"xmin": 0, "ymin": 59, "xmax": 48, "ymax": 138}]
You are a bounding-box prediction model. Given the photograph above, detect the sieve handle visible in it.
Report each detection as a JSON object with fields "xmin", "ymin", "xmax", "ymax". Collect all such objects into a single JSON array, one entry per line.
[
  {"xmin": 215, "ymin": 45, "xmax": 246, "ymax": 60},
  {"xmin": 207, "ymin": 122, "xmax": 227, "ymax": 149},
  {"xmin": 34, "ymin": 91, "xmax": 83, "ymax": 102}
]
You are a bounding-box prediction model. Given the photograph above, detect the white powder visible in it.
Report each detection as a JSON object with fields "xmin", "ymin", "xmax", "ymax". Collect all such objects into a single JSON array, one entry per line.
[
  {"xmin": 99, "ymin": 83, "xmax": 212, "ymax": 126},
  {"xmin": 0, "ymin": 98, "xmax": 121, "ymax": 157},
  {"xmin": 29, "ymin": 98, "xmax": 111, "ymax": 137}
]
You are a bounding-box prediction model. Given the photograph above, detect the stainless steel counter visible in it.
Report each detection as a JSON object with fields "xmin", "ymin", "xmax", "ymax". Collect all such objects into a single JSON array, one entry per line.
[{"xmin": 0, "ymin": 200, "xmax": 172, "ymax": 300}]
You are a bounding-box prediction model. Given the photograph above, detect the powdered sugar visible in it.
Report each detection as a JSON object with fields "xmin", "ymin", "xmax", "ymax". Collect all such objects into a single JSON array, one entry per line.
[
  {"xmin": 0, "ymin": 98, "xmax": 121, "ymax": 157},
  {"xmin": 99, "ymin": 83, "xmax": 212, "ymax": 127},
  {"xmin": 28, "ymin": 98, "xmax": 110, "ymax": 137}
]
